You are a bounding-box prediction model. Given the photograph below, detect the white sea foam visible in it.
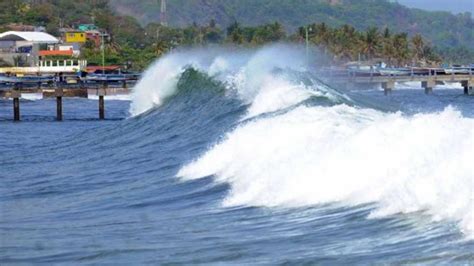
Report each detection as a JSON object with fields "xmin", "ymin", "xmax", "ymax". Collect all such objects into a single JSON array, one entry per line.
[
  {"xmin": 134, "ymin": 45, "xmax": 474, "ymax": 238},
  {"xmin": 129, "ymin": 45, "xmax": 319, "ymax": 117},
  {"xmin": 88, "ymin": 94, "xmax": 131, "ymax": 101},
  {"xmin": 21, "ymin": 93, "xmax": 43, "ymax": 101},
  {"xmin": 178, "ymin": 105, "xmax": 474, "ymax": 238},
  {"xmin": 244, "ymin": 75, "xmax": 315, "ymax": 119},
  {"xmin": 380, "ymin": 81, "xmax": 464, "ymax": 91}
]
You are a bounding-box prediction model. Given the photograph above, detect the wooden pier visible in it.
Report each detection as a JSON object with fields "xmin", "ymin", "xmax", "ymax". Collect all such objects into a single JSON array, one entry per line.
[
  {"xmin": 322, "ymin": 70, "xmax": 474, "ymax": 95},
  {"xmin": 1, "ymin": 82, "xmax": 131, "ymax": 121},
  {"xmin": 1, "ymin": 68, "xmax": 473, "ymax": 121}
]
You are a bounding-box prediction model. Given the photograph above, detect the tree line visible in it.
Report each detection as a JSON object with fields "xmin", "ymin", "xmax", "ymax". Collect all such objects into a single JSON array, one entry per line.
[
  {"xmin": 0, "ymin": 0, "xmax": 471, "ymax": 70},
  {"xmin": 96, "ymin": 21, "xmax": 442, "ymax": 69}
]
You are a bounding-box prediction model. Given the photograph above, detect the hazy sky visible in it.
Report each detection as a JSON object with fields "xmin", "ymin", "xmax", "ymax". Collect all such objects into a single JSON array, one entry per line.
[{"xmin": 397, "ymin": 0, "xmax": 474, "ymax": 14}]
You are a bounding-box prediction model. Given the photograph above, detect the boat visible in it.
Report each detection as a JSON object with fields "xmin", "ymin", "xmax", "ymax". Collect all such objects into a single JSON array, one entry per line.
[
  {"xmin": 377, "ymin": 67, "xmax": 411, "ymax": 76},
  {"xmin": 346, "ymin": 64, "xmax": 379, "ymax": 77},
  {"xmin": 410, "ymin": 67, "xmax": 431, "ymax": 76},
  {"xmin": 318, "ymin": 67, "xmax": 348, "ymax": 77},
  {"xmin": 444, "ymin": 66, "xmax": 471, "ymax": 75},
  {"xmin": 85, "ymin": 73, "xmax": 140, "ymax": 82},
  {"xmin": 84, "ymin": 70, "xmax": 141, "ymax": 82},
  {"xmin": 86, "ymin": 73, "xmax": 126, "ymax": 82},
  {"xmin": 0, "ymin": 74, "xmax": 54, "ymax": 84}
]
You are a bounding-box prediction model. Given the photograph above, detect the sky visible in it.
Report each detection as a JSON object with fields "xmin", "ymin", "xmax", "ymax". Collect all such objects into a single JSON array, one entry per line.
[{"xmin": 397, "ymin": 0, "xmax": 474, "ymax": 14}]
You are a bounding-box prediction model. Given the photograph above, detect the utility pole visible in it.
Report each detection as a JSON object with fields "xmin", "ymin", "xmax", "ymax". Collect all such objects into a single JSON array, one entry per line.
[
  {"xmin": 101, "ymin": 33, "xmax": 105, "ymax": 75},
  {"xmin": 160, "ymin": 0, "xmax": 168, "ymax": 26},
  {"xmin": 305, "ymin": 26, "xmax": 312, "ymax": 64}
]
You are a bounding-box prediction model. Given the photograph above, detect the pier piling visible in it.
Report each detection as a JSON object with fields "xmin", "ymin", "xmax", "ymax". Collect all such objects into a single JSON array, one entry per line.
[
  {"xmin": 11, "ymin": 90, "xmax": 21, "ymax": 121},
  {"xmin": 422, "ymin": 80, "xmax": 435, "ymax": 95},
  {"xmin": 99, "ymin": 95, "xmax": 105, "ymax": 119},
  {"xmin": 382, "ymin": 81, "xmax": 395, "ymax": 95},
  {"xmin": 462, "ymin": 80, "xmax": 474, "ymax": 95},
  {"xmin": 55, "ymin": 89, "xmax": 64, "ymax": 121},
  {"xmin": 98, "ymin": 83, "xmax": 107, "ymax": 120}
]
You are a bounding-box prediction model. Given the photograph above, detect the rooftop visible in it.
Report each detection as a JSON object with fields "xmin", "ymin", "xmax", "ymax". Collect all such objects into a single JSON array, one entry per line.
[{"xmin": 0, "ymin": 31, "xmax": 59, "ymax": 44}]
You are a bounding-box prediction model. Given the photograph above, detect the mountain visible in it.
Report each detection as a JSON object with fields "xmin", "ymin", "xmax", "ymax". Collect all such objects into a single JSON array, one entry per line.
[
  {"xmin": 110, "ymin": 0, "xmax": 474, "ymax": 50},
  {"xmin": 397, "ymin": 0, "xmax": 474, "ymax": 14}
]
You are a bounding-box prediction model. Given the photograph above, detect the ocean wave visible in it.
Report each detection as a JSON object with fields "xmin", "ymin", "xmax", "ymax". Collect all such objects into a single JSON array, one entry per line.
[
  {"xmin": 88, "ymin": 94, "xmax": 131, "ymax": 101},
  {"xmin": 129, "ymin": 45, "xmax": 346, "ymax": 117},
  {"xmin": 178, "ymin": 105, "xmax": 474, "ymax": 238}
]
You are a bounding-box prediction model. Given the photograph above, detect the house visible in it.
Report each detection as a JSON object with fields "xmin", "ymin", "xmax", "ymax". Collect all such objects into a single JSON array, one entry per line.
[
  {"xmin": 85, "ymin": 30, "xmax": 102, "ymax": 47},
  {"xmin": 65, "ymin": 32, "xmax": 86, "ymax": 43},
  {"xmin": 59, "ymin": 25, "xmax": 107, "ymax": 50},
  {"xmin": 78, "ymin": 24, "xmax": 99, "ymax": 32},
  {"xmin": 0, "ymin": 31, "xmax": 59, "ymax": 66}
]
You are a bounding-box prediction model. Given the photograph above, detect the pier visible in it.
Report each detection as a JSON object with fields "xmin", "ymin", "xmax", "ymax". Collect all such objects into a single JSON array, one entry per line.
[
  {"xmin": 1, "ymin": 67, "xmax": 473, "ymax": 122},
  {"xmin": 1, "ymin": 81, "xmax": 132, "ymax": 121},
  {"xmin": 322, "ymin": 68, "xmax": 474, "ymax": 95}
]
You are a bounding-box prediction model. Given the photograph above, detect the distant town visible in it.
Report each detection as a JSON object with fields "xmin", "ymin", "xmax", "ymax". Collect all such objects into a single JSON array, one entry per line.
[{"xmin": 0, "ymin": 23, "xmax": 105, "ymax": 69}]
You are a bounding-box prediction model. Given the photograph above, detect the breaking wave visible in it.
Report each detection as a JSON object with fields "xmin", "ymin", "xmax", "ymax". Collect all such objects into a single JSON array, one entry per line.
[
  {"xmin": 130, "ymin": 45, "xmax": 347, "ymax": 117},
  {"xmin": 178, "ymin": 105, "xmax": 474, "ymax": 238},
  {"xmin": 3, "ymin": 45, "xmax": 473, "ymax": 264},
  {"xmin": 128, "ymin": 45, "xmax": 474, "ymax": 239}
]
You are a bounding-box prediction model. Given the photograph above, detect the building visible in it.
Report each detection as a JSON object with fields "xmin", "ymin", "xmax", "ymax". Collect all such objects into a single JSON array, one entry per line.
[
  {"xmin": 78, "ymin": 24, "xmax": 99, "ymax": 32},
  {"xmin": 60, "ymin": 25, "xmax": 106, "ymax": 50},
  {"xmin": 78, "ymin": 24, "xmax": 107, "ymax": 49},
  {"xmin": 65, "ymin": 32, "xmax": 86, "ymax": 43},
  {"xmin": 0, "ymin": 31, "xmax": 59, "ymax": 66},
  {"xmin": 85, "ymin": 30, "xmax": 102, "ymax": 47}
]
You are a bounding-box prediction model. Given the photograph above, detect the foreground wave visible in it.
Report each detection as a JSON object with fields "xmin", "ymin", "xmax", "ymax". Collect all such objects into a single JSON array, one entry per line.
[
  {"xmin": 178, "ymin": 105, "xmax": 474, "ymax": 238},
  {"xmin": 131, "ymin": 45, "xmax": 473, "ymax": 239}
]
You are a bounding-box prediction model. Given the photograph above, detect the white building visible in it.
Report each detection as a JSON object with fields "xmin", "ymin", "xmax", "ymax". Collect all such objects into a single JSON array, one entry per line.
[{"xmin": 0, "ymin": 31, "xmax": 59, "ymax": 66}]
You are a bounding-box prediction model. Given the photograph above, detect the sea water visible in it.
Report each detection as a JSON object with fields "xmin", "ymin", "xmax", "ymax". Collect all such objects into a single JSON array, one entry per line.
[{"xmin": 1, "ymin": 45, "xmax": 473, "ymax": 264}]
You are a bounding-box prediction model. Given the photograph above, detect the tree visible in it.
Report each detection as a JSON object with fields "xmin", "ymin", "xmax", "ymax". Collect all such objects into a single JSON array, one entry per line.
[
  {"xmin": 362, "ymin": 27, "xmax": 380, "ymax": 60},
  {"xmin": 392, "ymin": 33, "xmax": 410, "ymax": 66},
  {"xmin": 226, "ymin": 21, "xmax": 244, "ymax": 44},
  {"xmin": 380, "ymin": 27, "xmax": 396, "ymax": 65}
]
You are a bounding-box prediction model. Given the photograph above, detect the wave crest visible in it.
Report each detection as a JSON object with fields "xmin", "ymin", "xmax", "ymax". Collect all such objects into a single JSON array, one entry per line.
[
  {"xmin": 129, "ymin": 45, "xmax": 345, "ymax": 117},
  {"xmin": 178, "ymin": 105, "xmax": 474, "ymax": 238}
]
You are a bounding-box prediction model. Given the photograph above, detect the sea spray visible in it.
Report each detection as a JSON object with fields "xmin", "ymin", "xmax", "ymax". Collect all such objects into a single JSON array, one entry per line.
[
  {"xmin": 131, "ymin": 45, "xmax": 474, "ymax": 238},
  {"xmin": 178, "ymin": 105, "xmax": 474, "ymax": 238},
  {"xmin": 129, "ymin": 45, "xmax": 333, "ymax": 117}
]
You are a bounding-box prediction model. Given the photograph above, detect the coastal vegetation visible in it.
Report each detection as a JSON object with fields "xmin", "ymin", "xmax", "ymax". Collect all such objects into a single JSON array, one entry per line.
[
  {"xmin": 0, "ymin": 0, "xmax": 472, "ymax": 70},
  {"xmin": 111, "ymin": 0, "xmax": 474, "ymax": 54}
]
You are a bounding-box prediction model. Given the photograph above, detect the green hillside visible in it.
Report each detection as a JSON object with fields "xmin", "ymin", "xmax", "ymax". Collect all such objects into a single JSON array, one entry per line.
[
  {"xmin": 110, "ymin": 0, "xmax": 474, "ymax": 50},
  {"xmin": 1, "ymin": 0, "xmax": 472, "ymax": 68}
]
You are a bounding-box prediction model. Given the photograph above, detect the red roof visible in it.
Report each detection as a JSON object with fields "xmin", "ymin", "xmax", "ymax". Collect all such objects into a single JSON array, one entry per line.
[{"xmin": 39, "ymin": 50, "xmax": 73, "ymax": 56}]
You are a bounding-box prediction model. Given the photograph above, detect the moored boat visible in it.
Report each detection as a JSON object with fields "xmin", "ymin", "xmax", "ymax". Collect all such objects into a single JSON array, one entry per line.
[
  {"xmin": 0, "ymin": 74, "xmax": 54, "ymax": 84},
  {"xmin": 377, "ymin": 67, "xmax": 411, "ymax": 76},
  {"xmin": 444, "ymin": 66, "xmax": 471, "ymax": 75}
]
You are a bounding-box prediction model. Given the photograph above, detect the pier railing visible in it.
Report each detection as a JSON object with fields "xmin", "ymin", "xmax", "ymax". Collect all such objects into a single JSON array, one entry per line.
[{"xmin": 317, "ymin": 67, "xmax": 473, "ymax": 95}]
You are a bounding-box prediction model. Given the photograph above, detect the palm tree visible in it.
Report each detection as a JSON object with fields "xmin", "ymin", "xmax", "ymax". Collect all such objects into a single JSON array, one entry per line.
[
  {"xmin": 392, "ymin": 33, "xmax": 410, "ymax": 66},
  {"xmin": 362, "ymin": 27, "xmax": 380, "ymax": 60},
  {"xmin": 381, "ymin": 28, "xmax": 395, "ymax": 65},
  {"xmin": 313, "ymin": 23, "xmax": 331, "ymax": 47},
  {"xmin": 226, "ymin": 21, "xmax": 244, "ymax": 44},
  {"xmin": 411, "ymin": 34, "xmax": 425, "ymax": 65},
  {"xmin": 331, "ymin": 24, "xmax": 358, "ymax": 61}
]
